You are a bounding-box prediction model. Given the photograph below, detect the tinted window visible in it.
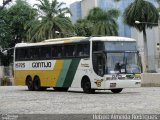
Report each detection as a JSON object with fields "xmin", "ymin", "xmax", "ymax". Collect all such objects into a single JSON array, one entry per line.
[
  {"xmin": 40, "ymin": 46, "xmax": 51, "ymax": 59},
  {"xmin": 93, "ymin": 41, "xmax": 104, "ymax": 52},
  {"xmin": 51, "ymin": 46, "xmax": 56, "ymax": 58},
  {"xmin": 15, "ymin": 48, "xmax": 30, "ymax": 61},
  {"xmin": 52, "ymin": 45, "xmax": 63, "ymax": 58},
  {"xmin": 64, "ymin": 45, "xmax": 76, "ymax": 57},
  {"xmin": 77, "ymin": 43, "xmax": 90, "ymax": 57},
  {"xmin": 104, "ymin": 42, "xmax": 137, "ymax": 51},
  {"xmin": 30, "ymin": 47, "xmax": 39, "ymax": 59},
  {"xmin": 15, "ymin": 42, "xmax": 90, "ymax": 61}
]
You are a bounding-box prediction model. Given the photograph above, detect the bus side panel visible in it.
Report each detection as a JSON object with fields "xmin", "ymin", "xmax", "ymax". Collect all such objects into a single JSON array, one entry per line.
[
  {"xmin": 70, "ymin": 59, "xmax": 92, "ymax": 88},
  {"xmin": 14, "ymin": 60, "xmax": 64, "ymax": 87},
  {"xmin": 62, "ymin": 58, "xmax": 81, "ymax": 88},
  {"xmin": 55, "ymin": 59, "xmax": 72, "ymax": 87},
  {"xmin": 14, "ymin": 70, "xmax": 28, "ymax": 85},
  {"xmin": 70, "ymin": 59, "xmax": 104, "ymax": 89},
  {"xmin": 40, "ymin": 60, "xmax": 64, "ymax": 87}
]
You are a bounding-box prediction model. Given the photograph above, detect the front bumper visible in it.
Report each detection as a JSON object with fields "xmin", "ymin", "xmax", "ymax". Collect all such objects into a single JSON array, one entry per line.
[
  {"xmin": 106, "ymin": 79, "xmax": 141, "ymax": 89},
  {"xmin": 93, "ymin": 79, "xmax": 141, "ymax": 89}
]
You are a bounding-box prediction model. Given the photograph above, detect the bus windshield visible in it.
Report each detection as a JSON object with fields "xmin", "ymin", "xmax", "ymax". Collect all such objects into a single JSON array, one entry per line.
[
  {"xmin": 104, "ymin": 41, "xmax": 137, "ymax": 51},
  {"xmin": 106, "ymin": 52, "xmax": 141, "ymax": 74},
  {"xmin": 92, "ymin": 41, "xmax": 141, "ymax": 75}
]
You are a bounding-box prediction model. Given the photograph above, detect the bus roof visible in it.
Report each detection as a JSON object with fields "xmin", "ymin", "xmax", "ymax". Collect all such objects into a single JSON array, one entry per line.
[
  {"xmin": 15, "ymin": 37, "xmax": 88, "ymax": 47},
  {"xmin": 91, "ymin": 36, "xmax": 136, "ymax": 42},
  {"xmin": 15, "ymin": 36, "xmax": 136, "ymax": 48}
]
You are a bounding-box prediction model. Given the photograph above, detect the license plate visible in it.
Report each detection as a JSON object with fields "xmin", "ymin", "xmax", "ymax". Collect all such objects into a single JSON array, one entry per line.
[{"xmin": 110, "ymin": 83, "xmax": 116, "ymax": 87}]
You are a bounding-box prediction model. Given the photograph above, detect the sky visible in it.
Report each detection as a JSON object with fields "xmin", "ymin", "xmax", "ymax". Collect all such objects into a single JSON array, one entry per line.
[{"xmin": 0, "ymin": 0, "xmax": 81, "ymax": 7}]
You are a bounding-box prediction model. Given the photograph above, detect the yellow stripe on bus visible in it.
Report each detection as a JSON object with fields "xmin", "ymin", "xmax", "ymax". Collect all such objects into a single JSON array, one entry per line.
[
  {"xmin": 52, "ymin": 60, "xmax": 64, "ymax": 86},
  {"xmin": 14, "ymin": 60, "xmax": 64, "ymax": 87}
]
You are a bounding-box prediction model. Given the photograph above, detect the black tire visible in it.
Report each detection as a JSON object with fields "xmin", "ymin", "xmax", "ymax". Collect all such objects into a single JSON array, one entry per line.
[
  {"xmin": 82, "ymin": 80, "xmax": 95, "ymax": 94},
  {"xmin": 33, "ymin": 76, "xmax": 41, "ymax": 91},
  {"xmin": 111, "ymin": 88, "xmax": 123, "ymax": 93},
  {"xmin": 26, "ymin": 76, "xmax": 34, "ymax": 91},
  {"xmin": 54, "ymin": 87, "xmax": 68, "ymax": 91}
]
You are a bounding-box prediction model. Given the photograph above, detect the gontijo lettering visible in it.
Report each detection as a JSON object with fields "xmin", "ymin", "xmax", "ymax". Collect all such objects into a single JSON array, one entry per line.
[{"xmin": 32, "ymin": 62, "xmax": 51, "ymax": 68}]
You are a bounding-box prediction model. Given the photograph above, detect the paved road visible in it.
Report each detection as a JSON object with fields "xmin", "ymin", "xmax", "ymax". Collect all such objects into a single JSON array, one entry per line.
[{"xmin": 0, "ymin": 86, "xmax": 160, "ymax": 114}]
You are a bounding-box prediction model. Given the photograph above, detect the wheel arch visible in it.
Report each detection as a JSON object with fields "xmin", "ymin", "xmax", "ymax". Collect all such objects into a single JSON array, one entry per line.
[{"xmin": 33, "ymin": 75, "xmax": 40, "ymax": 81}]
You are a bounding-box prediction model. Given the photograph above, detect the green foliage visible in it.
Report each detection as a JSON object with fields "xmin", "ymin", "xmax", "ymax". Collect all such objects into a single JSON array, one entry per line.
[
  {"xmin": 0, "ymin": 0, "xmax": 36, "ymax": 48},
  {"xmin": 26, "ymin": 0, "xmax": 74, "ymax": 42},
  {"xmin": 74, "ymin": 19, "xmax": 92, "ymax": 37},
  {"xmin": 0, "ymin": 9, "xmax": 13, "ymax": 48},
  {"xmin": 87, "ymin": 7, "xmax": 120, "ymax": 36},
  {"xmin": 7, "ymin": 0, "xmax": 37, "ymax": 44},
  {"xmin": 123, "ymin": 0, "xmax": 159, "ymax": 72},
  {"xmin": 123, "ymin": 0, "xmax": 159, "ymax": 32}
]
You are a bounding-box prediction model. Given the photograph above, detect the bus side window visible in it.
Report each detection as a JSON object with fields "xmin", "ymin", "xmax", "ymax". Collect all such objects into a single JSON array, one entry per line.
[
  {"xmin": 83, "ymin": 44, "xmax": 90, "ymax": 56},
  {"xmin": 17, "ymin": 48, "xmax": 28, "ymax": 61},
  {"xmin": 52, "ymin": 45, "xmax": 63, "ymax": 58},
  {"xmin": 29, "ymin": 47, "xmax": 39, "ymax": 60},
  {"xmin": 40, "ymin": 46, "xmax": 51, "ymax": 59},
  {"xmin": 57, "ymin": 46, "xmax": 63, "ymax": 58},
  {"xmin": 77, "ymin": 44, "xmax": 83, "ymax": 56},
  {"xmin": 52, "ymin": 46, "xmax": 59, "ymax": 58},
  {"xmin": 24, "ymin": 48, "xmax": 30, "ymax": 60},
  {"xmin": 64, "ymin": 45, "xmax": 76, "ymax": 57},
  {"xmin": 77, "ymin": 43, "xmax": 90, "ymax": 57},
  {"xmin": 15, "ymin": 48, "xmax": 21, "ymax": 61}
]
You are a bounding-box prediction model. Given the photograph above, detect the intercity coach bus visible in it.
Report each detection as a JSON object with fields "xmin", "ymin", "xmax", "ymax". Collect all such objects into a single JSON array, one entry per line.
[{"xmin": 14, "ymin": 36, "xmax": 141, "ymax": 93}]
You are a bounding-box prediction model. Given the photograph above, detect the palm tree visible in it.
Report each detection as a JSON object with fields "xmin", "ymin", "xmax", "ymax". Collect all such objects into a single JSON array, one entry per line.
[
  {"xmin": 26, "ymin": 0, "xmax": 74, "ymax": 42},
  {"xmin": 123, "ymin": 0, "xmax": 159, "ymax": 72},
  {"xmin": 74, "ymin": 19, "xmax": 92, "ymax": 37},
  {"xmin": 87, "ymin": 7, "xmax": 120, "ymax": 36}
]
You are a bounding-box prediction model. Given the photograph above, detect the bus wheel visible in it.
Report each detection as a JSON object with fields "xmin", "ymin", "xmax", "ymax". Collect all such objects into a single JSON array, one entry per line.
[
  {"xmin": 82, "ymin": 80, "xmax": 95, "ymax": 94},
  {"xmin": 33, "ymin": 76, "xmax": 41, "ymax": 91},
  {"xmin": 26, "ymin": 76, "xmax": 34, "ymax": 91},
  {"xmin": 54, "ymin": 87, "xmax": 68, "ymax": 91},
  {"xmin": 111, "ymin": 89, "xmax": 123, "ymax": 93}
]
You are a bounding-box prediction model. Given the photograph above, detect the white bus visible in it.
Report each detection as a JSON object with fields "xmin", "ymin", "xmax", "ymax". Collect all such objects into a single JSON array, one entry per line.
[{"xmin": 14, "ymin": 36, "xmax": 141, "ymax": 93}]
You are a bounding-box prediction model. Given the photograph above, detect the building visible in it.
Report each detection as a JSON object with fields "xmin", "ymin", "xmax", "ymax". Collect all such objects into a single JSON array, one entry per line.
[
  {"xmin": 70, "ymin": 1, "xmax": 82, "ymax": 23},
  {"xmin": 81, "ymin": 0, "xmax": 98, "ymax": 18},
  {"xmin": 71, "ymin": 0, "xmax": 132, "ymax": 37},
  {"xmin": 70, "ymin": 0, "xmax": 160, "ymax": 72}
]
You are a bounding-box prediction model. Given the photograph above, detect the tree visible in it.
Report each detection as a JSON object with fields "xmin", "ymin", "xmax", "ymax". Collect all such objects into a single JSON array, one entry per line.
[
  {"xmin": 7, "ymin": 0, "xmax": 37, "ymax": 45},
  {"xmin": 123, "ymin": 0, "xmax": 159, "ymax": 72},
  {"xmin": 0, "ymin": 8, "xmax": 13, "ymax": 48},
  {"xmin": 87, "ymin": 7, "xmax": 120, "ymax": 36},
  {"xmin": 26, "ymin": 0, "xmax": 74, "ymax": 42},
  {"xmin": 74, "ymin": 19, "xmax": 92, "ymax": 37}
]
